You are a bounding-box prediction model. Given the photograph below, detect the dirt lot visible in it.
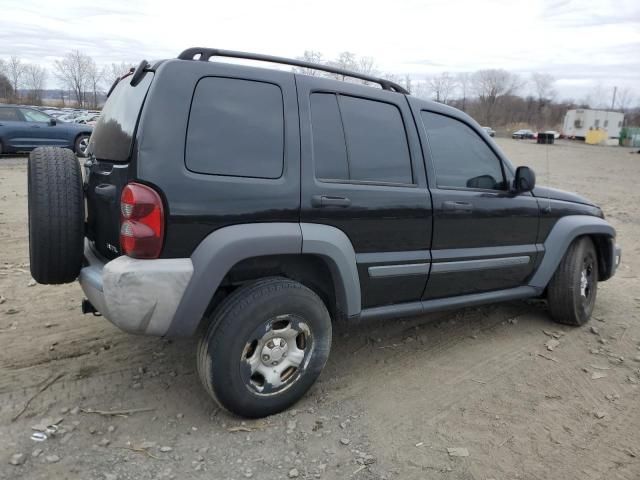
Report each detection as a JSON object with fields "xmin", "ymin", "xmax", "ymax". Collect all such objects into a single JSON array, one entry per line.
[{"xmin": 1, "ymin": 139, "xmax": 639, "ymax": 480}]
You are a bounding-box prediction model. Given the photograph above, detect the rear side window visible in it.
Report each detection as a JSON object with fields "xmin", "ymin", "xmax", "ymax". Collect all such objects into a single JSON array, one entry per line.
[
  {"xmin": 186, "ymin": 77, "xmax": 284, "ymax": 179},
  {"xmin": 421, "ymin": 111, "xmax": 506, "ymax": 190},
  {"xmin": 310, "ymin": 93, "xmax": 412, "ymax": 184},
  {"xmin": 0, "ymin": 107, "xmax": 21, "ymax": 121}
]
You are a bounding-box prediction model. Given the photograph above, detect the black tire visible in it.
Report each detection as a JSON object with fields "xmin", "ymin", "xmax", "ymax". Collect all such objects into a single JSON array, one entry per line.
[
  {"xmin": 197, "ymin": 277, "xmax": 332, "ymax": 418},
  {"xmin": 28, "ymin": 147, "xmax": 84, "ymax": 284},
  {"xmin": 74, "ymin": 134, "xmax": 90, "ymax": 157},
  {"xmin": 547, "ymin": 237, "xmax": 598, "ymax": 326}
]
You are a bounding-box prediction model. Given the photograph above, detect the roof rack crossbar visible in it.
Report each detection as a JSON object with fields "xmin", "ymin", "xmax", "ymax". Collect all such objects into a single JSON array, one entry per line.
[{"xmin": 178, "ymin": 48, "xmax": 409, "ymax": 94}]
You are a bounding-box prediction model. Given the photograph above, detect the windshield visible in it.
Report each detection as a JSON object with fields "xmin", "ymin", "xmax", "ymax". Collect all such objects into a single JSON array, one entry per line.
[{"xmin": 88, "ymin": 72, "xmax": 154, "ymax": 161}]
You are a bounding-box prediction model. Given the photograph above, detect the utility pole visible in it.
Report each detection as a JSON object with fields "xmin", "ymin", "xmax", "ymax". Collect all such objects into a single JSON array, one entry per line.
[{"xmin": 611, "ymin": 86, "xmax": 617, "ymax": 110}]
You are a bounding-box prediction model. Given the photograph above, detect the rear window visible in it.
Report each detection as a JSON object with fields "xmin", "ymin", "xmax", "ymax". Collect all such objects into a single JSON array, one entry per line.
[
  {"xmin": 185, "ymin": 77, "xmax": 284, "ymax": 179},
  {"xmin": 0, "ymin": 107, "xmax": 21, "ymax": 121},
  {"xmin": 88, "ymin": 73, "xmax": 154, "ymax": 161}
]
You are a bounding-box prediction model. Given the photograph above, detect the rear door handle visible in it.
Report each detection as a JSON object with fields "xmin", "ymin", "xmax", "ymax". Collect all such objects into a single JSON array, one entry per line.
[
  {"xmin": 311, "ymin": 195, "xmax": 351, "ymax": 208},
  {"xmin": 442, "ymin": 200, "xmax": 473, "ymax": 212}
]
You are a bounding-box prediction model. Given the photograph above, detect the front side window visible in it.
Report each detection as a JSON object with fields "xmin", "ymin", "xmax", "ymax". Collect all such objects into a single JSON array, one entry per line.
[
  {"xmin": 20, "ymin": 109, "xmax": 51, "ymax": 122},
  {"xmin": 186, "ymin": 77, "xmax": 284, "ymax": 179},
  {"xmin": 310, "ymin": 93, "xmax": 413, "ymax": 184},
  {"xmin": 0, "ymin": 107, "xmax": 21, "ymax": 121},
  {"xmin": 421, "ymin": 111, "xmax": 506, "ymax": 190}
]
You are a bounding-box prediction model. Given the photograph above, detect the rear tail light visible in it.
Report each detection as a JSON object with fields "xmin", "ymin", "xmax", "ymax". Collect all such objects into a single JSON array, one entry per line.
[{"xmin": 120, "ymin": 182, "xmax": 165, "ymax": 259}]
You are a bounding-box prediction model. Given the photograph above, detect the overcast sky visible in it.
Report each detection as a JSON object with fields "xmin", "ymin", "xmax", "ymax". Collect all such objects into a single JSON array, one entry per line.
[{"xmin": 2, "ymin": 0, "xmax": 639, "ymax": 103}]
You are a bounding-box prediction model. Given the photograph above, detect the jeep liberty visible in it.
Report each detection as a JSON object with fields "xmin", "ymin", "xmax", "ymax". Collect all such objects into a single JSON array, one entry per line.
[{"xmin": 27, "ymin": 48, "xmax": 621, "ymax": 418}]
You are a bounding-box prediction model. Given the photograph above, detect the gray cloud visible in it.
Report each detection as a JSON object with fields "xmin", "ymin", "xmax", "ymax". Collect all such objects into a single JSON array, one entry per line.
[{"xmin": 1, "ymin": 0, "xmax": 639, "ymax": 103}]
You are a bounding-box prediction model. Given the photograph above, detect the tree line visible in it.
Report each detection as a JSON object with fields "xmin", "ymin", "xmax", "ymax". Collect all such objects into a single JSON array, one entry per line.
[
  {"xmin": 1, "ymin": 49, "xmax": 637, "ymax": 129},
  {"xmin": 0, "ymin": 52, "xmax": 133, "ymax": 109},
  {"xmin": 294, "ymin": 50, "xmax": 638, "ymax": 129}
]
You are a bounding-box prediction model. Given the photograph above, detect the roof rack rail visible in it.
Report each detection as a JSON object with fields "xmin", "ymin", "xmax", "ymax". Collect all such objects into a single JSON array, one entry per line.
[{"xmin": 177, "ymin": 48, "xmax": 409, "ymax": 94}]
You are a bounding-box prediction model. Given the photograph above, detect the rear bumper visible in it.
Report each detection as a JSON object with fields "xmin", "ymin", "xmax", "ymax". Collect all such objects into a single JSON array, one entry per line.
[{"xmin": 79, "ymin": 242, "xmax": 193, "ymax": 336}]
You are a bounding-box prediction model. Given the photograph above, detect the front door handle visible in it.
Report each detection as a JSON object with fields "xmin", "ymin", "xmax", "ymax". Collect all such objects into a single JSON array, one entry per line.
[
  {"xmin": 311, "ymin": 195, "xmax": 351, "ymax": 208},
  {"xmin": 442, "ymin": 200, "xmax": 473, "ymax": 212}
]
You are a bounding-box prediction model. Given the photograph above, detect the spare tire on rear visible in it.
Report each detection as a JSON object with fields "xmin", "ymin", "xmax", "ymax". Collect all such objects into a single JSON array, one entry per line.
[{"xmin": 28, "ymin": 147, "xmax": 85, "ymax": 284}]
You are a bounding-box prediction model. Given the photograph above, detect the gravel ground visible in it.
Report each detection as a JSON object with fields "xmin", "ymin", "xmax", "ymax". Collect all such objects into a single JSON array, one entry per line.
[{"xmin": 1, "ymin": 139, "xmax": 639, "ymax": 480}]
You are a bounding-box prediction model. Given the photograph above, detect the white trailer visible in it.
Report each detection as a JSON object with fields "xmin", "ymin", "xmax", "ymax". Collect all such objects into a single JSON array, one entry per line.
[{"xmin": 562, "ymin": 109, "xmax": 624, "ymax": 138}]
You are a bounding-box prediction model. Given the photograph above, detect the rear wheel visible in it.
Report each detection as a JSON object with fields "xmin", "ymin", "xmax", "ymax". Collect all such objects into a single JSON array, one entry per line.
[
  {"xmin": 547, "ymin": 237, "xmax": 598, "ymax": 326},
  {"xmin": 28, "ymin": 147, "xmax": 84, "ymax": 284},
  {"xmin": 74, "ymin": 134, "xmax": 90, "ymax": 157},
  {"xmin": 197, "ymin": 277, "xmax": 332, "ymax": 418}
]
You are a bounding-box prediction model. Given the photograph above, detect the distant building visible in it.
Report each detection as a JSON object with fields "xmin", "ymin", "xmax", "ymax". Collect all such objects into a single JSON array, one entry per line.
[{"xmin": 562, "ymin": 109, "xmax": 625, "ymax": 139}]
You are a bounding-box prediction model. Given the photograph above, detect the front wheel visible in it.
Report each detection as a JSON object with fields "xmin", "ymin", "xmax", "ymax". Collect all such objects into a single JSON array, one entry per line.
[
  {"xmin": 547, "ymin": 237, "xmax": 598, "ymax": 326},
  {"xmin": 197, "ymin": 277, "xmax": 332, "ymax": 418}
]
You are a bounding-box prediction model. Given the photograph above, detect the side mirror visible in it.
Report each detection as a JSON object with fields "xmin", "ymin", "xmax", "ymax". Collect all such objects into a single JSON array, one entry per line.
[
  {"xmin": 49, "ymin": 118, "xmax": 57, "ymax": 126},
  {"xmin": 514, "ymin": 166, "xmax": 536, "ymax": 193}
]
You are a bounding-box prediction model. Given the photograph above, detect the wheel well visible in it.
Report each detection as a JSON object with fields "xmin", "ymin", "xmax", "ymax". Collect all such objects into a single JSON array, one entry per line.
[
  {"xmin": 589, "ymin": 234, "xmax": 614, "ymax": 281},
  {"xmin": 75, "ymin": 132, "xmax": 91, "ymax": 141},
  {"xmin": 203, "ymin": 254, "xmax": 340, "ymax": 323}
]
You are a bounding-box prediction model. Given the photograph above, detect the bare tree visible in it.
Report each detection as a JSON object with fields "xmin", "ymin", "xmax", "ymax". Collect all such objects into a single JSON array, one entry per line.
[
  {"xmin": 329, "ymin": 52, "xmax": 358, "ymax": 81},
  {"xmin": 292, "ymin": 51, "xmax": 325, "ymax": 76},
  {"xmin": 614, "ymin": 87, "xmax": 635, "ymax": 113},
  {"xmin": 428, "ymin": 72, "xmax": 457, "ymax": 104},
  {"xmin": 356, "ymin": 56, "xmax": 376, "ymax": 84},
  {"xmin": 456, "ymin": 72, "xmax": 471, "ymax": 111},
  {"xmin": 7, "ymin": 56, "xmax": 25, "ymax": 102},
  {"xmin": 402, "ymin": 74, "xmax": 413, "ymax": 94},
  {"xmin": 0, "ymin": 75, "xmax": 12, "ymax": 101},
  {"xmin": 87, "ymin": 61, "xmax": 103, "ymax": 108},
  {"xmin": 530, "ymin": 73, "xmax": 556, "ymax": 128},
  {"xmin": 531, "ymin": 73, "xmax": 556, "ymax": 103},
  {"xmin": 472, "ymin": 69, "xmax": 522, "ymax": 125},
  {"xmin": 103, "ymin": 62, "xmax": 135, "ymax": 89},
  {"xmin": 54, "ymin": 50, "xmax": 94, "ymax": 107},
  {"xmin": 582, "ymin": 82, "xmax": 608, "ymax": 109},
  {"xmin": 23, "ymin": 64, "xmax": 47, "ymax": 105},
  {"xmin": 0, "ymin": 60, "xmax": 11, "ymax": 100}
]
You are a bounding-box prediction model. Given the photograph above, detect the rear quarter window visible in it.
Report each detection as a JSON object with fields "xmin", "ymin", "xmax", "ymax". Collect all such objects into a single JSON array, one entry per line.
[
  {"xmin": 89, "ymin": 73, "xmax": 154, "ymax": 161},
  {"xmin": 185, "ymin": 77, "xmax": 284, "ymax": 179}
]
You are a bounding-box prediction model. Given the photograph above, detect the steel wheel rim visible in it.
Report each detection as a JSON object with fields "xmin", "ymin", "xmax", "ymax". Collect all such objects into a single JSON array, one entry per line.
[
  {"xmin": 79, "ymin": 137, "xmax": 89, "ymax": 154},
  {"xmin": 240, "ymin": 314, "xmax": 313, "ymax": 396},
  {"xmin": 580, "ymin": 257, "xmax": 595, "ymax": 300}
]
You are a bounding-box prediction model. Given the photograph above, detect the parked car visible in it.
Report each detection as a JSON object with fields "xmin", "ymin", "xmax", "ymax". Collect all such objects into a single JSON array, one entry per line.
[
  {"xmin": 481, "ymin": 126, "xmax": 495, "ymax": 137},
  {"xmin": 512, "ymin": 129, "xmax": 535, "ymax": 139},
  {"xmin": 545, "ymin": 130, "xmax": 560, "ymax": 139},
  {"xmin": 27, "ymin": 49, "xmax": 621, "ymax": 418},
  {"xmin": 73, "ymin": 113, "xmax": 101, "ymax": 125},
  {"xmin": 0, "ymin": 105, "xmax": 92, "ymax": 156}
]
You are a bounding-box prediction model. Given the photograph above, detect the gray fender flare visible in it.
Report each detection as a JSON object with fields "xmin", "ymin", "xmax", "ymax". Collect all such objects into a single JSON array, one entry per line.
[
  {"xmin": 528, "ymin": 215, "xmax": 616, "ymax": 289},
  {"xmin": 300, "ymin": 223, "xmax": 361, "ymax": 318},
  {"xmin": 167, "ymin": 222, "xmax": 361, "ymax": 337}
]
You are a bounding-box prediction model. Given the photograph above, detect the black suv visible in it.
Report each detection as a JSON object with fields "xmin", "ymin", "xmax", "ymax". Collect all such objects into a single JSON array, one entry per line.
[{"xmin": 27, "ymin": 48, "xmax": 621, "ymax": 418}]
